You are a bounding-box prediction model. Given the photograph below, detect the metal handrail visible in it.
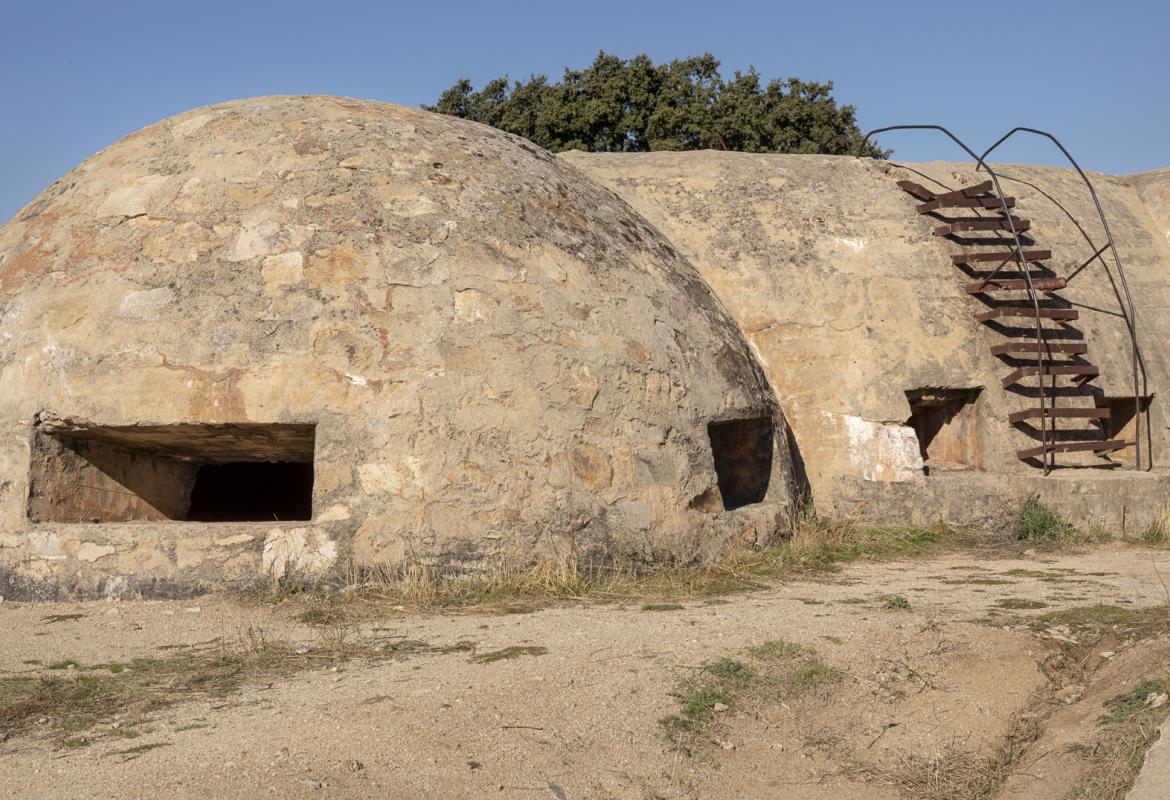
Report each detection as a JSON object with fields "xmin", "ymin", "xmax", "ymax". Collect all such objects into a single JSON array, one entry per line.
[
  {"xmin": 976, "ymin": 128, "xmax": 1147, "ymax": 471},
  {"xmin": 855, "ymin": 125, "xmax": 1056, "ymax": 472}
]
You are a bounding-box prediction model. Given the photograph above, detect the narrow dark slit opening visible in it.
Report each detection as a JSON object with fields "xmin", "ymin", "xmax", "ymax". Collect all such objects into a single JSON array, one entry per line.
[
  {"xmin": 706, "ymin": 417, "xmax": 773, "ymax": 511},
  {"xmin": 187, "ymin": 462, "xmax": 313, "ymax": 522}
]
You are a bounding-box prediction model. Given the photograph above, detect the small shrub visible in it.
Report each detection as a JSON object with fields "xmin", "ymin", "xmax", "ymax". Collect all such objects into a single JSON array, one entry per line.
[
  {"xmin": 1014, "ymin": 497, "xmax": 1079, "ymax": 542},
  {"xmin": 884, "ymin": 594, "xmax": 912, "ymax": 611}
]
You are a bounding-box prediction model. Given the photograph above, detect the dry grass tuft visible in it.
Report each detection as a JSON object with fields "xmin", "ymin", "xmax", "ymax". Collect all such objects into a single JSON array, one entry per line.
[
  {"xmin": 1136, "ymin": 500, "xmax": 1170, "ymax": 545},
  {"xmin": 874, "ymin": 714, "xmax": 1042, "ymax": 800},
  {"xmin": 1067, "ymin": 711, "xmax": 1168, "ymax": 799},
  {"xmin": 0, "ymin": 625, "xmax": 407, "ymax": 742},
  {"xmin": 660, "ymin": 638, "xmax": 838, "ymax": 753},
  {"xmin": 290, "ymin": 515, "xmax": 962, "ymax": 624}
]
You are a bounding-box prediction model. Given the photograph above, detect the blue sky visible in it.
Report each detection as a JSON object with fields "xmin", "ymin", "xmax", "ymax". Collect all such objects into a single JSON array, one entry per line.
[{"xmin": 1, "ymin": 0, "xmax": 1166, "ymax": 222}]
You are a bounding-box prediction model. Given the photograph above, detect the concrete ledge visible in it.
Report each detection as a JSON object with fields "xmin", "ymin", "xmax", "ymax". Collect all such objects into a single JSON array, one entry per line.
[{"xmin": 834, "ymin": 470, "xmax": 1170, "ymax": 534}]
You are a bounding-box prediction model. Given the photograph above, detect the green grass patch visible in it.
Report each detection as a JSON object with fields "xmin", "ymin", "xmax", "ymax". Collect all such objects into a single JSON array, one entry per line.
[
  {"xmin": 1014, "ymin": 497, "xmax": 1083, "ymax": 543},
  {"xmin": 941, "ymin": 577, "xmax": 1016, "ymax": 586},
  {"xmin": 0, "ymin": 633, "xmax": 359, "ymax": 743},
  {"xmin": 1038, "ymin": 605, "xmax": 1164, "ymax": 629},
  {"xmin": 745, "ymin": 516, "xmax": 954, "ymax": 578},
  {"xmin": 111, "ymin": 741, "xmax": 171, "ymax": 760},
  {"xmin": 660, "ymin": 639, "xmax": 838, "ymax": 751},
  {"xmin": 884, "ymin": 594, "xmax": 912, "ymax": 610},
  {"xmin": 437, "ymin": 641, "xmax": 477, "ymax": 655},
  {"xmin": 641, "ymin": 603, "xmax": 684, "ymax": 612},
  {"xmin": 994, "ymin": 598, "xmax": 1048, "ymax": 610},
  {"xmin": 46, "ymin": 659, "xmax": 81, "ymax": 671},
  {"xmin": 747, "ymin": 640, "xmax": 805, "ymax": 659},
  {"xmin": 1100, "ymin": 679, "xmax": 1168, "ymax": 726},
  {"xmin": 1065, "ymin": 676, "xmax": 1170, "ymax": 799}
]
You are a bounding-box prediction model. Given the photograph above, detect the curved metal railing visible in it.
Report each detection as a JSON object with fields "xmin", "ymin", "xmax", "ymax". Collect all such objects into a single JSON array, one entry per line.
[
  {"xmin": 854, "ymin": 125, "xmax": 1057, "ymax": 472},
  {"xmin": 976, "ymin": 128, "xmax": 1146, "ymax": 471}
]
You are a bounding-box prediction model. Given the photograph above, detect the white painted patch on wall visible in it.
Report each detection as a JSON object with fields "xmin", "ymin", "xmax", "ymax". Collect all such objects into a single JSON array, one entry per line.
[
  {"xmin": 28, "ymin": 530, "xmax": 65, "ymax": 561},
  {"xmin": 262, "ymin": 528, "xmax": 338, "ymax": 579},
  {"xmin": 835, "ymin": 411, "xmax": 924, "ymax": 483}
]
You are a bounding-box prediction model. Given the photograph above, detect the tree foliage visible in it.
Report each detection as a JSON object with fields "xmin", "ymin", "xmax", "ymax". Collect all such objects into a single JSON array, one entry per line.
[{"xmin": 425, "ymin": 52, "xmax": 888, "ymax": 157}]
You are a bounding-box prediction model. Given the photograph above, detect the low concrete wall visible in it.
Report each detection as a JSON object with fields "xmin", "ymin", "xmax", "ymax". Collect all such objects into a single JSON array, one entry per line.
[{"xmin": 834, "ymin": 470, "xmax": 1170, "ymax": 535}]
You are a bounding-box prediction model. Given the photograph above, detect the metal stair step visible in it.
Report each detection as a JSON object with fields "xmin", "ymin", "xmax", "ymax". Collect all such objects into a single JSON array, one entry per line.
[
  {"xmin": 976, "ymin": 307, "xmax": 1078, "ymax": 322},
  {"xmin": 1001, "ymin": 364, "xmax": 1099, "ymax": 387},
  {"xmin": 967, "ymin": 277, "xmax": 1066, "ymax": 293},
  {"xmin": 989, "ymin": 342, "xmax": 1088, "ymax": 356},
  {"xmin": 953, "ymin": 250, "xmax": 1051, "ymax": 264},
  {"xmin": 1017, "ymin": 440, "xmax": 1129, "ymax": 460},
  {"xmin": 935, "ymin": 218, "xmax": 1031, "ymax": 236},
  {"xmin": 897, "ymin": 179, "xmax": 994, "ymax": 203},
  {"xmin": 917, "ymin": 196, "xmax": 1015, "ymax": 213},
  {"xmin": 1007, "ymin": 407, "xmax": 1111, "ymax": 423}
]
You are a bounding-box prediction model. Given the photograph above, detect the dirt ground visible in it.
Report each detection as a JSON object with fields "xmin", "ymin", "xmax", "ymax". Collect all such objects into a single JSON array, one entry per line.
[{"xmin": 4, "ymin": 545, "xmax": 1170, "ymax": 799}]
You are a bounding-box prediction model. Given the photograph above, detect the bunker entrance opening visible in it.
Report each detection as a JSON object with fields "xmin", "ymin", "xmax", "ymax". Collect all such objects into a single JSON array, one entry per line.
[
  {"xmin": 905, "ymin": 389, "xmax": 983, "ymax": 474},
  {"xmin": 707, "ymin": 416, "xmax": 773, "ymax": 511},
  {"xmin": 27, "ymin": 419, "xmax": 315, "ymax": 523},
  {"xmin": 1096, "ymin": 395, "xmax": 1152, "ymax": 464}
]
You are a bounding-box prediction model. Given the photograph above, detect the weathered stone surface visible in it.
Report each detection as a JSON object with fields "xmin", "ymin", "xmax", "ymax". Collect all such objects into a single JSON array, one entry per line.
[
  {"xmin": 565, "ymin": 151, "xmax": 1170, "ymax": 528},
  {"xmin": 0, "ymin": 96, "xmax": 796, "ymax": 597}
]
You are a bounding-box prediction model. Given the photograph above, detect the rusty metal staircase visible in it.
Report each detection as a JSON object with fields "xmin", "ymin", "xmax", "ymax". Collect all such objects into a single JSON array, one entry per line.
[{"xmin": 896, "ymin": 178, "xmax": 1129, "ymax": 465}]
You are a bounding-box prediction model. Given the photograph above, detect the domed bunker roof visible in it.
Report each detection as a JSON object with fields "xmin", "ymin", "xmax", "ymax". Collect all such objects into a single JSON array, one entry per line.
[{"xmin": 0, "ymin": 96, "xmax": 796, "ymax": 595}]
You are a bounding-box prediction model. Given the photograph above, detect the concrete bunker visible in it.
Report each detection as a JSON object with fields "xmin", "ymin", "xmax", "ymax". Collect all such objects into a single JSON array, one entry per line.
[
  {"xmin": 27, "ymin": 418, "xmax": 315, "ymax": 524},
  {"xmin": 0, "ymin": 96, "xmax": 799, "ymax": 597}
]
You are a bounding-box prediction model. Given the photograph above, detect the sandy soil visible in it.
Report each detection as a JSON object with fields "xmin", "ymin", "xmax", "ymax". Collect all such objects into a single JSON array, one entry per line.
[{"xmin": 3, "ymin": 545, "xmax": 1170, "ymax": 799}]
